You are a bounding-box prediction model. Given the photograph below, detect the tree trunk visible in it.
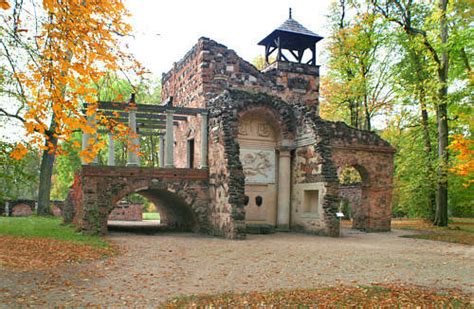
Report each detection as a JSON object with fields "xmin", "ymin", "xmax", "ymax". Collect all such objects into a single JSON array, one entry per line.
[
  {"xmin": 419, "ymin": 92, "xmax": 437, "ymax": 219},
  {"xmin": 37, "ymin": 121, "xmax": 58, "ymax": 216},
  {"xmin": 434, "ymin": 0, "xmax": 449, "ymax": 227}
]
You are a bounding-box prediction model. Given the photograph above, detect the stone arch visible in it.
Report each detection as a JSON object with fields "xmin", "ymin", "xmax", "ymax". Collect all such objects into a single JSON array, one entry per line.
[
  {"xmin": 110, "ymin": 182, "xmax": 199, "ymax": 232},
  {"xmin": 231, "ymin": 91, "xmax": 297, "ymax": 229},
  {"xmin": 237, "ymin": 107, "xmax": 281, "ymax": 227},
  {"xmin": 70, "ymin": 166, "xmax": 210, "ymax": 235},
  {"xmin": 236, "ymin": 103, "xmax": 296, "ymax": 142},
  {"xmin": 337, "ymin": 164, "xmax": 370, "ymax": 229},
  {"xmin": 207, "ymin": 90, "xmax": 297, "ymax": 238},
  {"xmin": 331, "ymin": 149, "xmax": 393, "ymax": 232}
]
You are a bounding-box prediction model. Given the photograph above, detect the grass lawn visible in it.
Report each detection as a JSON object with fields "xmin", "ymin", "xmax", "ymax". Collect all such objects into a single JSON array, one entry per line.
[
  {"xmin": 0, "ymin": 216, "xmax": 114, "ymax": 271},
  {"xmin": 142, "ymin": 212, "xmax": 160, "ymax": 220},
  {"xmin": 392, "ymin": 217, "xmax": 474, "ymax": 245},
  {"xmin": 162, "ymin": 284, "xmax": 470, "ymax": 307},
  {"xmin": 0, "ymin": 216, "xmax": 108, "ymax": 247}
]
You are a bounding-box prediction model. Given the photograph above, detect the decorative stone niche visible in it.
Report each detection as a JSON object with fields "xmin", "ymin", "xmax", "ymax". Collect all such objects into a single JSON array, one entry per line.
[{"xmin": 303, "ymin": 190, "xmax": 319, "ymax": 214}]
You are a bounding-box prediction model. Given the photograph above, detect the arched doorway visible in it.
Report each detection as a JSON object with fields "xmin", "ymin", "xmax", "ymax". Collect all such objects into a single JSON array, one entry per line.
[
  {"xmin": 108, "ymin": 188, "xmax": 198, "ymax": 232},
  {"xmin": 237, "ymin": 109, "xmax": 281, "ymax": 228},
  {"xmin": 338, "ymin": 165, "xmax": 370, "ymax": 230}
]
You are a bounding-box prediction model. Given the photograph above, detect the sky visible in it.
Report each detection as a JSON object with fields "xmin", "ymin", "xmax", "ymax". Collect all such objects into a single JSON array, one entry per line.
[
  {"xmin": 0, "ymin": 0, "xmax": 335, "ymax": 143},
  {"xmin": 124, "ymin": 0, "xmax": 333, "ymax": 77}
]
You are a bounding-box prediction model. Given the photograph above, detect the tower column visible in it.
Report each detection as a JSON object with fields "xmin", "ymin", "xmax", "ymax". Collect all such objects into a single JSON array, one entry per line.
[{"xmin": 277, "ymin": 149, "xmax": 291, "ymax": 230}]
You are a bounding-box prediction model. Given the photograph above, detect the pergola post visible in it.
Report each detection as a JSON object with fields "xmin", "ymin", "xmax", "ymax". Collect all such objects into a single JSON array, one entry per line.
[
  {"xmin": 127, "ymin": 108, "xmax": 140, "ymax": 167},
  {"xmin": 5, "ymin": 201, "xmax": 9, "ymax": 217},
  {"xmin": 200, "ymin": 112, "xmax": 208, "ymax": 169},
  {"xmin": 108, "ymin": 133, "xmax": 115, "ymax": 166},
  {"xmin": 83, "ymin": 112, "xmax": 98, "ymax": 165},
  {"xmin": 165, "ymin": 110, "xmax": 174, "ymax": 168},
  {"xmin": 159, "ymin": 135, "xmax": 165, "ymax": 167},
  {"xmin": 81, "ymin": 130, "xmax": 90, "ymax": 165}
]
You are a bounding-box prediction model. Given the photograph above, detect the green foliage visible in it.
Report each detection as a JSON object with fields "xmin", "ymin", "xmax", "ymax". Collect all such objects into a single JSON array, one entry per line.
[
  {"xmin": 324, "ymin": 0, "xmax": 473, "ymax": 220},
  {"xmin": 448, "ymin": 174, "xmax": 474, "ymax": 217},
  {"xmin": 51, "ymin": 133, "xmax": 82, "ymax": 200},
  {"xmin": 382, "ymin": 124, "xmax": 437, "ymax": 219},
  {"xmin": 0, "ymin": 216, "xmax": 108, "ymax": 247},
  {"xmin": 0, "ymin": 141, "xmax": 40, "ymax": 203},
  {"xmin": 339, "ymin": 166, "xmax": 362, "ymax": 185},
  {"xmin": 96, "ymin": 75, "xmax": 162, "ymax": 167},
  {"xmin": 142, "ymin": 212, "xmax": 160, "ymax": 220},
  {"xmin": 321, "ymin": 1, "xmax": 394, "ymax": 130},
  {"xmin": 251, "ymin": 55, "xmax": 275, "ymax": 70}
]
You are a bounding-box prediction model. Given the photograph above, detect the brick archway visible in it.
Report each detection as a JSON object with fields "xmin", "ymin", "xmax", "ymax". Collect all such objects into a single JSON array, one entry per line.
[
  {"xmin": 65, "ymin": 166, "xmax": 210, "ymax": 235},
  {"xmin": 332, "ymin": 149, "xmax": 394, "ymax": 232}
]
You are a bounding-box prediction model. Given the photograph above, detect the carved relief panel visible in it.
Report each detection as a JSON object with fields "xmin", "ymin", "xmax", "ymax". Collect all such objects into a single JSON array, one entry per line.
[{"xmin": 240, "ymin": 149, "xmax": 276, "ymax": 184}]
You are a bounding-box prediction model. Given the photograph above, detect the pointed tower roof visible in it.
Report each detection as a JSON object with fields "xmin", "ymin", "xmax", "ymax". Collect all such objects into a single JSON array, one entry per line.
[{"xmin": 258, "ymin": 10, "xmax": 323, "ymax": 49}]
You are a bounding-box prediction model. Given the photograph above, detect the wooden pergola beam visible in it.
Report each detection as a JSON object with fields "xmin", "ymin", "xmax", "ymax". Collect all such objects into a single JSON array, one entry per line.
[
  {"xmin": 111, "ymin": 118, "xmax": 179, "ymax": 127},
  {"xmin": 101, "ymin": 111, "xmax": 188, "ymax": 121},
  {"xmin": 84, "ymin": 101, "xmax": 207, "ymax": 116},
  {"xmin": 98, "ymin": 129, "xmax": 165, "ymax": 136}
]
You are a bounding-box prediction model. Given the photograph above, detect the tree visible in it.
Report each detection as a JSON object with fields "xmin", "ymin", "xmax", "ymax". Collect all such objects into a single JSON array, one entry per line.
[
  {"xmin": 322, "ymin": 0, "xmax": 472, "ymax": 221},
  {"xmin": 371, "ymin": 0, "xmax": 457, "ymax": 226},
  {"xmin": 321, "ymin": 0, "xmax": 394, "ymax": 130},
  {"xmin": 0, "ymin": 0, "xmax": 143, "ymax": 215},
  {"xmin": 0, "ymin": 141, "xmax": 40, "ymax": 203}
]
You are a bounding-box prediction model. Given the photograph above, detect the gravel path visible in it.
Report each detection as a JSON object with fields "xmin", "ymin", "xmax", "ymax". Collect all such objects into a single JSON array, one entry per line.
[{"xmin": 1, "ymin": 229, "xmax": 473, "ymax": 306}]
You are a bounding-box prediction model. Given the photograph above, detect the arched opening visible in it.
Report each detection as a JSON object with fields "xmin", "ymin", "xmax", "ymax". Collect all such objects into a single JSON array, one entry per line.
[
  {"xmin": 338, "ymin": 165, "xmax": 370, "ymax": 230},
  {"xmin": 107, "ymin": 188, "xmax": 198, "ymax": 233},
  {"xmin": 237, "ymin": 108, "xmax": 281, "ymax": 229}
]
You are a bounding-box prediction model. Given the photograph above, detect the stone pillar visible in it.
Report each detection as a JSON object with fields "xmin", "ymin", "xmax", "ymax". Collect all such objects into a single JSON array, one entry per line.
[
  {"xmin": 165, "ymin": 110, "xmax": 174, "ymax": 168},
  {"xmin": 200, "ymin": 112, "xmax": 208, "ymax": 169},
  {"xmin": 277, "ymin": 150, "xmax": 291, "ymax": 230},
  {"xmin": 159, "ymin": 135, "xmax": 165, "ymax": 168},
  {"xmin": 127, "ymin": 109, "xmax": 140, "ymax": 167},
  {"xmin": 108, "ymin": 133, "xmax": 115, "ymax": 166}
]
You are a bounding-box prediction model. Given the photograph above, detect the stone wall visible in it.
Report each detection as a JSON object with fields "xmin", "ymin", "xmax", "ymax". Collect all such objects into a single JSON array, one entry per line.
[{"xmin": 108, "ymin": 202, "xmax": 143, "ymax": 221}]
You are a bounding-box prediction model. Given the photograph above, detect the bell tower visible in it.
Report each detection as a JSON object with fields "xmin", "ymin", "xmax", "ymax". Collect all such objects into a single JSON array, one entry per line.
[
  {"xmin": 258, "ymin": 9, "xmax": 323, "ymax": 67},
  {"xmin": 257, "ymin": 9, "xmax": 323, "ymax": 113}
]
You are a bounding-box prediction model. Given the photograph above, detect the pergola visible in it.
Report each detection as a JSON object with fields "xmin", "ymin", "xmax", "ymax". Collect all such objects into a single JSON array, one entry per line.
[{"xmin": 82, "ymin": 95, "xmax": 208, "ymax": 169}]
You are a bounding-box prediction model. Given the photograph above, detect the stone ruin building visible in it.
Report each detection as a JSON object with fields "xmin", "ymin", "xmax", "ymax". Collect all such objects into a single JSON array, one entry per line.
[{"xmin": 65, "ymin": 13, "xmax": 395, "ymax": 239}]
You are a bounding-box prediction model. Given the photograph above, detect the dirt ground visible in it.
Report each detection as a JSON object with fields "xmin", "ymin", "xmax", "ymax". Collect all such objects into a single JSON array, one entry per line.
[{"xmin": 1, "ymin": 229, "xmax": 473, "ymax": 307}]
